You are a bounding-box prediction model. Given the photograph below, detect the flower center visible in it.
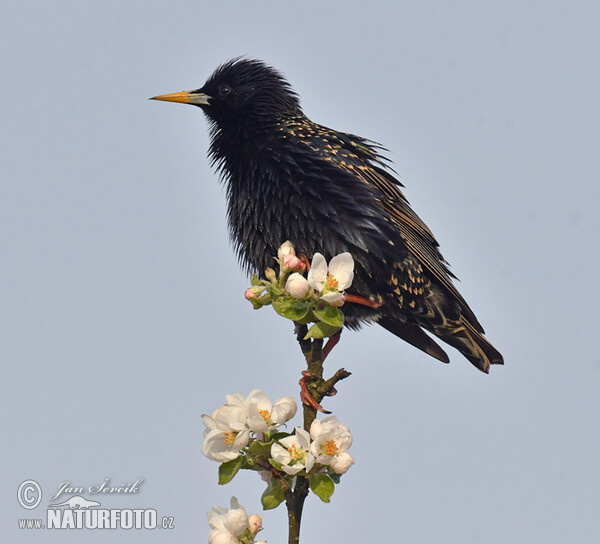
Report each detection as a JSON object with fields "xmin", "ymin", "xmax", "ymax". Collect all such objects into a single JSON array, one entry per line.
[
  {"xmin": 259, "ymin": 409, "xmax": 271, "ymax": 423},
  {"xmin": 287, "ymin": 444, "xmax": 306, "ymax": 462},
  {"xmin": 223, "ymin": 432, "xmax": 236, "ymax": 446},
  {"xmin": 326, "ymin": 273, "xmax": 339, "ymax": 289},
  {"xmin": 322, "ymin": 440, "xmax": 338, "ymax": 456}
]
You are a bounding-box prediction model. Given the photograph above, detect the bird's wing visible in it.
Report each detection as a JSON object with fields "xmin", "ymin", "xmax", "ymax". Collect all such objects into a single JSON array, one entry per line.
[{"xmin": 293, "ymin": 121, "xmax": 484, "ymax": 333}]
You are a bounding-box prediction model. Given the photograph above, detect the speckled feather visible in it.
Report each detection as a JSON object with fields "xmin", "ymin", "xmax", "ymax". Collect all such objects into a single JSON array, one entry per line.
[{"xmin": 163, "ymin": 58, "xmax": 503, "ymax": 372}]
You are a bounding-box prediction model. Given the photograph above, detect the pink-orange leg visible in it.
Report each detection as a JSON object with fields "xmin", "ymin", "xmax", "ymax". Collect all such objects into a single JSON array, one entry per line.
[
  {"xmin": 299, "ymin": 330, "xmax": 342, "ymax": 413},
  {"xmin": 323, "ymin": 329, "xmax": 341, "ymax": 361},
  {"xmin": 344, "ymin": 293, "xmax": 383, "ymax": 309}
]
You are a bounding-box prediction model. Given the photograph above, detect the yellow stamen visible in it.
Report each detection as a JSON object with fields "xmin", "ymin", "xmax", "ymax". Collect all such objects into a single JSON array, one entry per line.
[
  {"xmin": 287, "ymin": 444, "xmax": 302, "ymax": 461},
  {"xmin": 326, "ymin": 273, "xmax": 338, "ymax": 288},
  {"xmin": 259, "ymin": 409, "xmax": 271, "ymax": 423},
  {"xmin": 224, "ymin": 432, "xmax": 235, "ymax": 446},
  {"xmin": 322, "ymin": 440, "xmax": 338, "ymax": 456}
]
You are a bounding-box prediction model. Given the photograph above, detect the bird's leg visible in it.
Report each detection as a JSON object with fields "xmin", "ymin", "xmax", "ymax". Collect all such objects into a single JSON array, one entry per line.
[
  {"xmin": 298, "ymin": 329, "xmax": 350, "ymax": 414},
  {"xmin": 344, "ymin": 292, "xmax": 383, "ymax": 309},
  {"xmin": 322, "ymin": 330, "xmax": 342, "ymax": 361}
]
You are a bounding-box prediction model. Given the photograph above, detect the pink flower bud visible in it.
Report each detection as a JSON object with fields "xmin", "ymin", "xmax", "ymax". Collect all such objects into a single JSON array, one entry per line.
[
  {"xmin": 248, "ymin": 514, "xmax": 262, "ymax": 535},
  {"xmin": 245, "ymin": 288, "xmax": 258, "ymax": 300},
  {"xmin": 285, "ymin": 273, "xmax": 310, "ymax": 298},
  {"xmin": 282, "ymin": 254, "xmax": 304, "ymax": 271},
  {"xmin": 278, "ymin": 240, "xmax": 296, "ymax": 260}
]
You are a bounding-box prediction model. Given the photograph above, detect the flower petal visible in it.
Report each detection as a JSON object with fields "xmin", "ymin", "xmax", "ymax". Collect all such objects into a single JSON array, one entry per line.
[
  {"xmin": 281, "ymin": 464, "xmax": 304, "ymax": 475},
  {"xmin": 271, "ymin": 442, "xmax": 291, "ymax": 465},
  {"xmin": 271, "ymin": 397, "xmax": 297, "ymax": 425},
  {"xmin": 307, "ymin": 253, "xmax": 327, "ymax": 289},
  {"xmin": 209, "ymin": 529, "xmax": 239, "ymax": 544},
  {"xmin": 328, "ymin": 253, "xmax": 354, "ymax": 290},
  {"xmin": 285, "ymin": 273, "xmax": 310, "ymax": 298},
  {"xmin": 224, "ymin": 508, "xmax": 248, "ymax": 536},
  {"xmin": 330, "ymin": 452, "xmax": 354, "ymax": 474},
  {"xmin": 320, "ymin": 291, "xmax": 345, "ymax": 306}
]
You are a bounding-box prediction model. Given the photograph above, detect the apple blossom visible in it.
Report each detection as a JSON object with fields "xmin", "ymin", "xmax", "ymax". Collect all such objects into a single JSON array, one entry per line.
[
  {"xmin": 309, "ymin": 416, "xmax": 354, "ymax": 474},
  {"xmin": 202, "ymin": 427, "xmax": 250, "ymax": 463},
  {"xmin": 246, "ymin": 389, "xmax": 297, "ymax": 433},
  {"xmin": 208, "ymin": 497, "xmax": 250, "ymax": 544},
  {"xmin": 285, "ymin": 272, "xmax": 310, "ymax": 298},
  {"xmin": 307, "ymin": 253, "xmax": 354, "ymax": 306},
  {"xmin": 202, "ymin": 394, "xmax": 250, "ymax": 462},
  {"xmin": 271, "ymin": 427, "xmax": 315, "ymax": 475},
  {"xmin": 207, "ymin": 497, "xmax": 265, "ymax": 544}
]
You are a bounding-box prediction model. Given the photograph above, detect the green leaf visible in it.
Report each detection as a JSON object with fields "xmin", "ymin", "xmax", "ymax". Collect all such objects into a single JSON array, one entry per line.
[
  {"xmin": 248, "ymin": 440, "xmax": 273, "ymax": 457},
  {"xmin": 218, "ymin": 456, "xmax": 244, "ymax": 485},
  {"xmin": 270, "ymin": 431, "xmax": 291, "ymax": 442},
  {"xmin": 272, "ymin": 297, "xmax": 312, "ymax": 321},
  {"xmin": 261, "ymin": 477, "xmax": 285, "ymax": 510},
  {"xmin": 313, "ymin": 305, "xmax": 344, "ymax": 327},
  {"xmin": 296, "ymin": 309, "xmax": 316, "ymax": 325},
  {"xmin": 328, "ymin": 470, "xmax": 341, "ymax": 484},
  {"xmin": 309, "ymin": 473, "xmax": 335, "ymax": 503},
  {"xmin": 270, "ymin": 284, "xmax": 285, "ymax": 297},
  {"xmin": 304, "ymin": 321, "xmax": 342, "ymax": 339}
]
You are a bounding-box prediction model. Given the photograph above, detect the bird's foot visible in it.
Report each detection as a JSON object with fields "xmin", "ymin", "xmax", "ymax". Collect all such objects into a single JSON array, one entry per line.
[
  {"xmin": 299, "ymin": 371, "xmax": 330, "ymax": 414},
  {"xmin": 344, "ymin": 293, "xmax": 383, "ymax": 309},
  {"xmin": 299, "ymin": 368, "xmax": 352, "ymax": 414}
]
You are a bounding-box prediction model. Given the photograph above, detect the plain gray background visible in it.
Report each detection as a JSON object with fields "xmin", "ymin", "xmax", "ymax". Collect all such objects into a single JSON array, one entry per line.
[{"xmin": 2, "ymin": 1, "xmax": 599, "ymax": 542}]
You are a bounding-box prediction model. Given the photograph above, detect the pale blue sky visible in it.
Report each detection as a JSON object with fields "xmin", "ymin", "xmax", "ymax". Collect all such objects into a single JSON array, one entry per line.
[{"xmin": 2, "ymin": 1, "xmax": 600, "ymax": 542}]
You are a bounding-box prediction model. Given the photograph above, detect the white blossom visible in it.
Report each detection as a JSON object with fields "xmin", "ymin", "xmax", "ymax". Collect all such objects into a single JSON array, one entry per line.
[
  {"xmin": 207, "ymin": 497, "xmax": 249, "ymax": 544},
  {"xmin": 271, "ymin": 427, "xmax": 314, "ymax": 475},
  {"xmin": 201, "ymin": 394, "xmax": 250, "ymax": 462},
  {"xmin": 246, "ymin": 390, "xmax": 297, "ymax": 433},
  {"xmin": 307, "ymin": 253, "xmax": 354, "ymax": 306},
  {"xmin": 285, "ymin": 272, "xmax": 310, "ymax": 298},
  {"xmin": 309, "ymin": 416, "xmax": 354, "ymax": 474}
]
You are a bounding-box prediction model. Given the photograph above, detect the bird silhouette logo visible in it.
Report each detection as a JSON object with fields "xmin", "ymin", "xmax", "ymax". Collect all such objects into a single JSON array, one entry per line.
[{"xmin": 48, "ymin": 495, "xmax": 101, "ymax": 509}]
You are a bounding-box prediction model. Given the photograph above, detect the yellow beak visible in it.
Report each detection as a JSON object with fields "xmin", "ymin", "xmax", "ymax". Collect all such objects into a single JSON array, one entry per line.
[{"xmin": 149, "ymin": 90, "xmax": 210, "ymax": 106}]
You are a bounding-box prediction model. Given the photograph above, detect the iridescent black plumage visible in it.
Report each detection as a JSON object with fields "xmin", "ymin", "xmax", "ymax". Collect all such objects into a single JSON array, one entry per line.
[{"xmin": 153, "ymin": 58, "xmax": 503, "ymax": 372}]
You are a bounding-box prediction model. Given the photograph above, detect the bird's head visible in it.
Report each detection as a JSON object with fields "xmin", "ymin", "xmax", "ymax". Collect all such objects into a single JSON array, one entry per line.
[{"xmin": 151, "ymin": 58, "xmax": 301, "ymax": 132}]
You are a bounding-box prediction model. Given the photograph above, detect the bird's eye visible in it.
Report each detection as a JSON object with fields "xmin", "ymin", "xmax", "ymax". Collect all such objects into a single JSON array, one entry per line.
[{"xmin": 219, "ymin": 85, "xmax": 232, "ymax": 97}]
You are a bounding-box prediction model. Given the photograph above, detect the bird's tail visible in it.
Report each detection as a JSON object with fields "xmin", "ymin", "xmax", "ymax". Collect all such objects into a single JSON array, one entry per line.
[{"xmin": 436, "ymin": 317, "xmax": 504, "ymax": 373}]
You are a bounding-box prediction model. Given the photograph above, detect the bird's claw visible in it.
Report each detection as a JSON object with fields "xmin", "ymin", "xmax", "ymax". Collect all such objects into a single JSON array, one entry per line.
[{"xmin": 299, "ymin": 371, "xmax": 331, "ymax": 414}]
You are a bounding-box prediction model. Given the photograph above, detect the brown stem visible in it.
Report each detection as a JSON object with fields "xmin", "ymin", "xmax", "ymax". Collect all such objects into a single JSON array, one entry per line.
[
  {"xmin": 286, "ymin": 326, "xmax": 352, "ymax": 543},
  {"xmin": 286, "ymin": 477, "xmax": 309, "ymax": 544}
]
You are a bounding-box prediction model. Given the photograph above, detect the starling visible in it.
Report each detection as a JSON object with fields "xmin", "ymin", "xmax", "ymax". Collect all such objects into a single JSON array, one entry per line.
[{"xmin": 151, "ymin": 58, "xmax": 503, "ymax": 372}]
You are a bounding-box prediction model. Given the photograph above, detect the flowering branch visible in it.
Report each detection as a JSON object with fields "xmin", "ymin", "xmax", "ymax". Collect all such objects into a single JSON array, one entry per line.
[{"xmin": 202, "ymin": 242, "xmax": 356, "ymax": 544}]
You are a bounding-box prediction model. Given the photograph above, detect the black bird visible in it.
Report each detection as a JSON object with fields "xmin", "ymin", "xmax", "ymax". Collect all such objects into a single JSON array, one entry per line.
[{"xmin": 151, "ymin": 58, "xmax": 503, "ymax": 372}]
